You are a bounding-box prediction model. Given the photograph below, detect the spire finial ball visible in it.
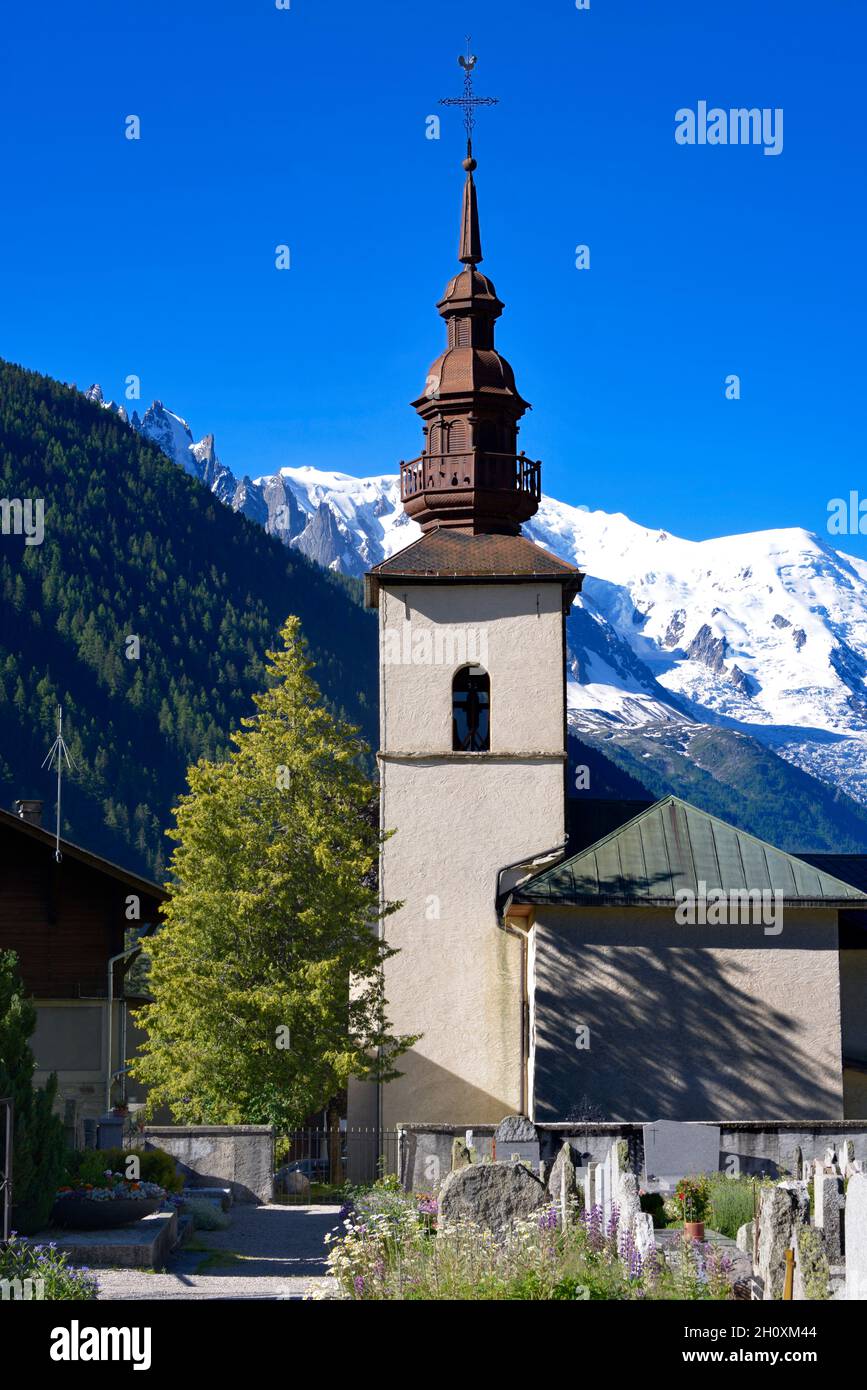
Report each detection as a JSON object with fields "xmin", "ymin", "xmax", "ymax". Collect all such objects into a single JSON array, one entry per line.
[{"xmin": 463, "ymin": 155, "xmax": 477, "ymax": 172}]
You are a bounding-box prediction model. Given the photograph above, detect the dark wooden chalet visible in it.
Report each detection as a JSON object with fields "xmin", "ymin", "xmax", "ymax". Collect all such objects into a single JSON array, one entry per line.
[{"xmin": 0, "ymin": 800, "xmax": 166, "ymax": 1140}]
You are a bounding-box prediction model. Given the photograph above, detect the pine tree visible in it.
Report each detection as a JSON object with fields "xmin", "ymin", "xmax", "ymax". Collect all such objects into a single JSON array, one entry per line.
[
  {"xmin": 130, "ymin": 617, "xmax": 414, "ymax": 1128},
  {"xmin": 0, "ymin": 951, "xmax": 67, "ymax": 1234}
]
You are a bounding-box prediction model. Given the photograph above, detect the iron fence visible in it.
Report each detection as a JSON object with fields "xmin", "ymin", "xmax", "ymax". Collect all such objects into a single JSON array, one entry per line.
[{"xmin": 274, "ymin": 1126, "xmax": 401, "ymax": 1201}]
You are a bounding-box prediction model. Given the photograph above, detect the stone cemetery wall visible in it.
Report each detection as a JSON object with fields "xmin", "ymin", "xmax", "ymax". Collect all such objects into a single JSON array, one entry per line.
[
  {"xmin": 398, "ymin": 1120, "xmax": 867, "ymax": 1190},
  {"xmin": 143, "ymin": 1125, "xmax": 275, "ymax": 1204}
]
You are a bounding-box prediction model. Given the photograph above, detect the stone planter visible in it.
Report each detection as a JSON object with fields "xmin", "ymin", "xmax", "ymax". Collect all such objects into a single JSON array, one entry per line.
[{"xmin": 50, "ymin": 1196, "xmax": 164, "ymax": 1230}]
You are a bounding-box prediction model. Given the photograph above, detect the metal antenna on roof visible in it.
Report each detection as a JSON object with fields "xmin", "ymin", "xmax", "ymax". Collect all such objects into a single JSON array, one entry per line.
[{"xmin": 41, "ymin": 706, "xmax": 75, "ymax": 863}]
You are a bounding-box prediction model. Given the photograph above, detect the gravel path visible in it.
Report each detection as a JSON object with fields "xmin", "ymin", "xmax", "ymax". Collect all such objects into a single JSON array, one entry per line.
[{"xmin": 95, "ymin": 1203, "xmax": 342, "ymax": 1301}]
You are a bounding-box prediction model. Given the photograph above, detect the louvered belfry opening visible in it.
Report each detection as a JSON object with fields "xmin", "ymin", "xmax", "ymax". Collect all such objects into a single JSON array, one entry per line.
[{"xmin": 400, "ymin": 152, "xmax": 542, "ymax": 536}]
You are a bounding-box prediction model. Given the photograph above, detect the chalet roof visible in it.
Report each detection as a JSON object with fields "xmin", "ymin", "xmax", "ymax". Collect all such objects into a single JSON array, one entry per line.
[
  {"xmin": 507, "ymin": 796, "xmax": 867, "ymax": 909},
  {"xmin": 0, "ymin": 807, "xmax": 166, "ymax": 904},
  {"xmin": 365, "ymin": 528, "xmax": 583, "ymax": 609}
]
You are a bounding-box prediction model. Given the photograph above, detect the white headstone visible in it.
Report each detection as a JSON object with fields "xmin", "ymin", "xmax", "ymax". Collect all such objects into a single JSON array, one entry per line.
[
  {"xmin": 585, "ymin": 1161, "xmax": 599, "ymax": 1212},
  {"xmin": 845, "ymin": 1173, "xmax": 867, "ymax": 1300},
  {"xmin": 635, "ymin": 1211, "xmax": 656, "ymax": 1259}
]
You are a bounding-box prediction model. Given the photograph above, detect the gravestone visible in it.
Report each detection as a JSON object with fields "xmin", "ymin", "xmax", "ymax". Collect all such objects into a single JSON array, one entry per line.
[
  {"xmin": 813, "ymin": 1168, "xmax": 842, "ymax": 1262},
  {"xmin": 779, "ymin": 1179, "xmax": 810, "ymax": 1223},
  {"xmin": 758, "ymin": 1185, "xmax": 803, "ymax": 1300},
  {"xmin": 597, "ymin": 1147, "xmax": 612, "ymax": 1221},
  {"xmin": 845, "ymin": 1173, "xmax": 867, "ymax": 1300},
  {"xmin": 438, "ymin": 1160, "xmax": 548, "ymax": 1232},
  {"xmin": 642, "ymin": 1120, "xmax": 720, "ymax": 1188},
  {"xmin": 547, "ymin": 1141, "xmax": 580, "ymax": 1209},
  {"xmin": 736, "ymin": 1221, "xmax": 754, "ymax": 1254},
  {"xmin": 585, "ymin": 1161, "xmax": 600, "ymax": 1212},
  {"xmin": 617, "ymin": 1171, "xmax": 643, "ymax": 1242},
  {"xmin": 451, "ymin": 1137, "xmax": 472, "ymax": 1172},
  {"xmin": 493, "ymin": 1115, "xmax": 540, "ymax": 1170}
]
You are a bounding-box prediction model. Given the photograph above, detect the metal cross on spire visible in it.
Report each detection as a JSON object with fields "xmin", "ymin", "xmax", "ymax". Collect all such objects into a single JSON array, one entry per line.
[{"xmin": 439, "ymin": 37, "xmax": 498, "ymax": 155}]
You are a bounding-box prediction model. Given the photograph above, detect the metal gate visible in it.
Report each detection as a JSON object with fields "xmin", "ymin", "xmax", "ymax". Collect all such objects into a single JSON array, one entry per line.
[{"xmin": 275, "ymin": 1126, "xmax": 400, "ymax": 1201}]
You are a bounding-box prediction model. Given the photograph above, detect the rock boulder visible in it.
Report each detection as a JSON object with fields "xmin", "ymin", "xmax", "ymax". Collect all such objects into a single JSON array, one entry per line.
[{"xmin": 438, "ymin": 1161, "xmax": 549, "ymax": 1232}]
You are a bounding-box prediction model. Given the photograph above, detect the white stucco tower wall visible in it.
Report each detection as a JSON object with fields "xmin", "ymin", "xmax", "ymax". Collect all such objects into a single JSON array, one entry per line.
[{"xmin": 353, "ymin": 576, "xmax": 570, "ymax": 1127}]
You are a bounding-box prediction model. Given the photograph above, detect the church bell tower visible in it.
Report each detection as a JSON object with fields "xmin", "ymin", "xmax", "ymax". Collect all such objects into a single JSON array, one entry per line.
[{"xmin": 349, "ymin": 51, "xmax": 582, "ymax": 1139}]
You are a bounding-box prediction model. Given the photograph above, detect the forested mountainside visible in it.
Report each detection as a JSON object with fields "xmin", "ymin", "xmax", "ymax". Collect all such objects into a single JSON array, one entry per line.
[{"xmin": 0, "ymin": 360, "xmax": 378, "ymax": 878}]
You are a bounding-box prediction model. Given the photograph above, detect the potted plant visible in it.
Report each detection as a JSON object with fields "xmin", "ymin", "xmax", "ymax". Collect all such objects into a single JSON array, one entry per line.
[
  {"xmin": 683, "ymin": 1196, "xmax": 705, "ymax": 1242},
  {"xmin": 676, "ymin": 1175, "xmax": 710, "ymax": 1241},
  {"xmin": 51, "ymin": 1171, "xmax": 167, "ymax": 1230}
]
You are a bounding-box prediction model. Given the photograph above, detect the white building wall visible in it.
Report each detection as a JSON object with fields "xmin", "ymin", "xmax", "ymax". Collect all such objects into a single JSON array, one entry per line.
[
  {"xmin": 531, "ymin": 905, "xmax": 845, "ymax": 1121},
  {"xmin": 351, "ymin": 580, "xmax": 568, "ymax": 1128}
]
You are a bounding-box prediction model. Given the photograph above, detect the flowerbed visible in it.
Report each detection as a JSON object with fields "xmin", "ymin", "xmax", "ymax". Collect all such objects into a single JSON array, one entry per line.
[{"xmin": 324, "ymin": 1181, "xmax": 735, "ymax": 1301}]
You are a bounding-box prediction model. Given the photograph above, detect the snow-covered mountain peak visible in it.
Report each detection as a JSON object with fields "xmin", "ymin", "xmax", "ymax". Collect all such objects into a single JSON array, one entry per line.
[{"xmin": 86, "ymin": 379, "xmax": 867, "ymax": 805}]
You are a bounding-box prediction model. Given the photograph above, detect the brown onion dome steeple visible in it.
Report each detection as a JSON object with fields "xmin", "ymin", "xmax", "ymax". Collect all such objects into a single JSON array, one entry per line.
[{"xmin": 399, "ymin": 146, "xmax": 541, "ymax": 536}]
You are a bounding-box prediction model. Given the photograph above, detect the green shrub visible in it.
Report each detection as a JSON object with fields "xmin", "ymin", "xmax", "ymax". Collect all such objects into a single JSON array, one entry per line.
[
  {"xmin": 0, "ymin": 951, "xmax": 67, "ymax": 1234},
  {"xmin": 640, "ymin": 1192, "xmax": 667, "ymax": 1227},
  {"xmin": 64, "ymin": 1146, "xmax": 182, "ymax": 1194}
]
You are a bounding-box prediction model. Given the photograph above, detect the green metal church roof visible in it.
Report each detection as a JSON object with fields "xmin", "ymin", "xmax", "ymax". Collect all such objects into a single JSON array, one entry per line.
[{"xmin": 509, "ymin": 796, "xmax": 867, "ymax": 908}]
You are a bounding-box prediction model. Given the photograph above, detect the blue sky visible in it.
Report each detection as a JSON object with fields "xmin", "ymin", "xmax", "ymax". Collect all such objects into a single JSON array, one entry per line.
[{"xmin": 2, "ymin": 0, "xmax": 865, "ymax": 551}]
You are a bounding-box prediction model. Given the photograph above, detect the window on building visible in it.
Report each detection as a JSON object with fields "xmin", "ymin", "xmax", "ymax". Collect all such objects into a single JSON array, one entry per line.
[{"xmin": 452, "ymin": 665, "xmax": 490, "ymax": 752}]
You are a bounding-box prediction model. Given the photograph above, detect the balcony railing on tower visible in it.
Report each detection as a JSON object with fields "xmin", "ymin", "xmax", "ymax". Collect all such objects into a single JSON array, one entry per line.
[{"xmin": 400, "ymin": 450, "xmax": 542, "ymax": 503}]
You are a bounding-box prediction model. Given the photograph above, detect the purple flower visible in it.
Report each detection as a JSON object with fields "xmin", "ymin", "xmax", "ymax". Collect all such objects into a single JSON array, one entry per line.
[
  {"xmin": 538, "ymin": 1205, "xmax": 559, "ymax": 1231},
  {"xmin": 353, "ymin": 1275, "xmax": 365, "ymax": 1297},
  {"xmin": 581, "ymin": 1204, "xmax": 605, "ymax": 1252},
  {"xmin": 606, "ymin": 1203, "xmax": 621, "ymax": 1241},
  {"xmin": 619, "ymin": 1228, "xmax": 643, "ymax": 1280}
]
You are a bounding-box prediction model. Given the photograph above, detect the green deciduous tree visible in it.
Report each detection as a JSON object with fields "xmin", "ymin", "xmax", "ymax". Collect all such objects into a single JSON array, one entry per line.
[
  {"xmin": 130, "ymin": 617, "xmax": 413, "ymax": 1128},
  {"xmin": 0, "ymin": 951, "xmax": 67, "ymax": 1234}
]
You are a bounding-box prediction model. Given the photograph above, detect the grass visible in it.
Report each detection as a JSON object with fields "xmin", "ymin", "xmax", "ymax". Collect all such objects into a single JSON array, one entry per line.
[
  {"xmin": 707, "ymin": 1176, "xmax": 757, "ymax": 1240},
  {"xmin": 191, "ymin": 1249, "xmax": 244, "ymax": 1273}
]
